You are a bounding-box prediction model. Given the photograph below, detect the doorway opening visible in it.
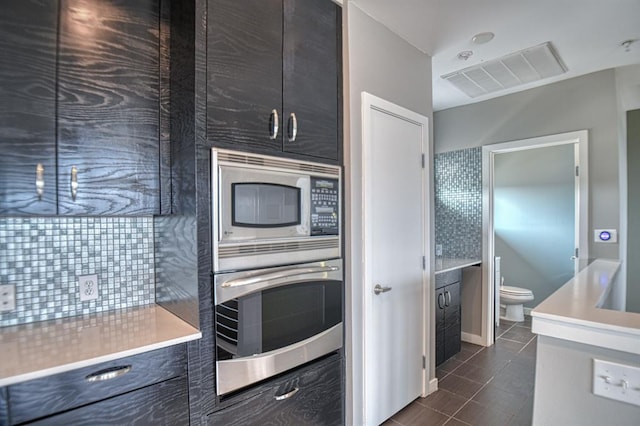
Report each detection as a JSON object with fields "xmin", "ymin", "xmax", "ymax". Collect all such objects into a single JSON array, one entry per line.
[{"xmin": 481, "ymin": 130, "xmax": 589, "ymax": 345}]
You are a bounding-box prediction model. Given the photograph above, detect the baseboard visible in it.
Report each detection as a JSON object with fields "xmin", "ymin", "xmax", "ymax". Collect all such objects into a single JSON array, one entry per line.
[
  {"xmin": 428, "ymin": 378, "xmax": 438, "ymax": 394},
  {"xmin": 461, "ymin": 331, "xmax": 484, "ymax": 346}
]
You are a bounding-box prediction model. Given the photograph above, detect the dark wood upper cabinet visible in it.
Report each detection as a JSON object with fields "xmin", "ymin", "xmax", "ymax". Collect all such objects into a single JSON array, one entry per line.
[
  {"xmin": 0, "ymin": 0, "xmax": 161, "ymax": 216},
  {"xmin": 282, "ymin": 0, "xmax": 339, "ymax": 161},
  {"xmin": 57, "ymin": 0, "xmax": 160, "ymax": 215},
  {"xmin": 207, "ymin": 0, "xmax": 340, "ymax": 163},
  {"xmin": 0, "ymin": 0, "xmax": 58, "ymax": 215}
]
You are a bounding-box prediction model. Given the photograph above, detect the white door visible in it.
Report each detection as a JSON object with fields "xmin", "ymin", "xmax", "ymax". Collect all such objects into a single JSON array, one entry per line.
[{"xmin": 362, "ymin": 93, "xmax": 429, "ymax": 425}]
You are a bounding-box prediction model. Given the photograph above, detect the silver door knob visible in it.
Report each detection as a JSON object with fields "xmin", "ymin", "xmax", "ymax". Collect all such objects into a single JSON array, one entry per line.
[{"xmin": 374, "ymin": 284, "xmax": 392, "ymax": 295}]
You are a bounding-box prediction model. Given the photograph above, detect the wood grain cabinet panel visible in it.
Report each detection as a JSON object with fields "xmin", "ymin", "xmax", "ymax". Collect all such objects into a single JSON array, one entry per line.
[
  {"xmin": 0, "ymin": 0, "xmax": 58, "ymax": 215},
  {"xmin": 207, "ymin": 0, "xmax": 340, "ymax": 163},
  {"xmin": 208, "ymin": 356, "xmax": 342, "ymax": 425},
  {"xmin": 0, "ymin": 0, "xmax": 162, "ymax": 216},
  {"xmin": 56, "ymin": 0, "xmax": 161, "ymax": 215},
  {"xmin": 8, "ymin": 344, "xmax": 186, "ymax": 425},
  {"xmin": 26, "ymin": 376, "xmax": 189, "ymax": 426},
  {"xmin": 435, "ymin": 270, "xmax": 462, "ymax": 366}
]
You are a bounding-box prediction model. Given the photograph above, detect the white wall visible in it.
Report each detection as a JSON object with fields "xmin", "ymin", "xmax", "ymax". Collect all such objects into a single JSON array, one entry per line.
[
  {"xmin": 435, "ymin": 70, "xmax": 620, "ymax": 261},
  {"xmin": 534, "ymin": 335, "xmax": 640, "ymax": 425},
  {"xmin": 344, "ymin": 2, "xmax": 432, "ymax": 424}
]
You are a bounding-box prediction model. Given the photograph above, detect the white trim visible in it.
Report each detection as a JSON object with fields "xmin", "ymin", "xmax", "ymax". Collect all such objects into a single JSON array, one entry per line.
[
  {"xmin": 428, "ymin": 378, "xmax": 439, "ymax": 395},
  {"xmin": 461, "ymin": 332, "xmax": 484, "ymax": 346},
  {"xmin": 360, "ymin": 92, "xmax": 431, "ymax": 420},
  {"xmin": 482, "ymin": 130, "xmax": 589, "ymax": 346}
]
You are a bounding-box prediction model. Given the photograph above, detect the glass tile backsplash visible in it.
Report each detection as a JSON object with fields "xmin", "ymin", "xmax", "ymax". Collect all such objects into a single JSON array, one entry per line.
[
  {"xmin": 435, "ymin": 147, "xmax": 482, "ymax": 260},
  {"xmin": 0, "ymin": 217, "xmax": 155, "ymax": 327}
]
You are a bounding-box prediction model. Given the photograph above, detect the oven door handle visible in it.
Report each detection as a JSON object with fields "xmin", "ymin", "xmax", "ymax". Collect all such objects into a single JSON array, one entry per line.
[{"xmin": 222, "ymin": 266, "xmax": 339, "ymax": 288}]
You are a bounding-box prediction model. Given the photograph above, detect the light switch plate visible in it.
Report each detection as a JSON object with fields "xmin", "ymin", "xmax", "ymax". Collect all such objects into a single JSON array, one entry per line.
[
  {"xmin": 79, "ymin": 274, "xmax": 99, "ymax": 302},
  {"xmin": 593, "ymin": 358, "xmax": 640, "ymax": 406},
  {"xmin": 0, "ymin": 284, "xmax": 16, "ymax": 312}
]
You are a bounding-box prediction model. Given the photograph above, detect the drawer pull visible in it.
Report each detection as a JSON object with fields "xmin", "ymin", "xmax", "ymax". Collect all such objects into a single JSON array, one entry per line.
[
  {"xmin": 70, "ymin": 166, "xmax": 78, "ymax": 201},
  {"xmin": 269, "ymin": 109, "xmax": 279, "ymax": 140},
  {"xmin": 85, "ymin": 365, "xmax": 132, "ymax": 382},
  {"xmin": 36, "ymin": 163, "xmax": 45, "ymax": 199},
  {"xmin": 274, "ymin": 387, "xmax": 299, "ymax": 401}
]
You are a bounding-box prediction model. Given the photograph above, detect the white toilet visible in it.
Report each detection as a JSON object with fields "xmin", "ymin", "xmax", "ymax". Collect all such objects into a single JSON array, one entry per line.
[{"xmin": 499, "ymin": 284, "xmax": 534, "ymax": 322}]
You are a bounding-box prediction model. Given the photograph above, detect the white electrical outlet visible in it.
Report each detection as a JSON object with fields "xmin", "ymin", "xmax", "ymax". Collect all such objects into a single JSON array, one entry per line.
[
  {"xmin": 79, "ymin": 274, "xmax": 99, "ymax": 302},
  {"xmin": 0, "ymin": 284, "xmax": 16, "ymax": 312},
  {"xmin": 435, "ymin": 244, "xmax": 443, "ymax": 257},
  {"xmin": 593, "ymin": 358, "xmax": 640, "ymax": 407}
]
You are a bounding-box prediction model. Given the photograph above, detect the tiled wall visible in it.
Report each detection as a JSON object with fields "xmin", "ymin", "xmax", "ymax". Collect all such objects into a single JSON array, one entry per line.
[
  {"xmin": 0, "ymin": 217, "xmax": 155, "ymax": 327},
  {"xmin": 434, "ymin": 147, "xmax": 482, "ymax": 259}
]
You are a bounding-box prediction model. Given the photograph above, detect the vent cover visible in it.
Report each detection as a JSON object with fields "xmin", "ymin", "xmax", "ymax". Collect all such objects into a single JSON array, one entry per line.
[
  {"xmin": 217, "ymin": 151, "xmax": 340, "ymax": 177},
  {"xmin": 441, "ymin": 42, "xmax": 567, "ymax": 98},
  {"xmin": 218, "ymin": 238, "xmax": 340, "ymax": 258}
]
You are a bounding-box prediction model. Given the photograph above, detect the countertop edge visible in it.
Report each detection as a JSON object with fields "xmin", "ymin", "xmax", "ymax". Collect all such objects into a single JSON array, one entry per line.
[
  {"xmin": 0, "ymin": 304, "xmax": 201, "ymax": 387},
  {"xmin": 435, "ymin": 258, "xmax": 482, "ymax": 274},
  {"xmin": 531, "ymin": 259, "xmax": 640, "ymax": 354}
]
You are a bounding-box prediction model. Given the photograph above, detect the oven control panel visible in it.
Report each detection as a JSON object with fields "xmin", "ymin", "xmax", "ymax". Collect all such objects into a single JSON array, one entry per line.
[{"xmin": 310, "ymin": 177, "xmax": 339, "ymax": 236}]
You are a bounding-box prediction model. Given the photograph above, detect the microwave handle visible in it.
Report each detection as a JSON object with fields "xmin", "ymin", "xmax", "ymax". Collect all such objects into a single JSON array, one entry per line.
[{"xmin": 222, "ymin": 265, "xmax": 339, "ymax": 288}]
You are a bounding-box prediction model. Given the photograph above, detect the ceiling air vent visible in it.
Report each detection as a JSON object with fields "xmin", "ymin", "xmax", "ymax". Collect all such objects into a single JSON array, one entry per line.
[{"xmin": 441, "ymin": 42, "xmax": 567, "ymax": 98}]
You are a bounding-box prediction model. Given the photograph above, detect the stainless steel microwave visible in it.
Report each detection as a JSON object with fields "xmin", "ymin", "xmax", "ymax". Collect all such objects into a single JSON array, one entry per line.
[{"xmin": 212, "ymin": 149, "xmax": 341, "ymax": 272}]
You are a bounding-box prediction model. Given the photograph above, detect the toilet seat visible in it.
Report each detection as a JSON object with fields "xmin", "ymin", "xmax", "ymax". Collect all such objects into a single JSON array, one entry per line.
[{"xmin": 500, "ymin": 286, "xmax": 534, "ymax": 302}]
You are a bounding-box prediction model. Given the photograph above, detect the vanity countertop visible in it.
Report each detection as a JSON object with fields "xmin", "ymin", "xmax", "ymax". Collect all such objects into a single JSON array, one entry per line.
[
  {"xmin": 435, "ymin": 258, "xmax": 482, "ymax": 274},
  {"xmin": 0, "ymin": 304, "xmax": 201, "ymax": 387}
]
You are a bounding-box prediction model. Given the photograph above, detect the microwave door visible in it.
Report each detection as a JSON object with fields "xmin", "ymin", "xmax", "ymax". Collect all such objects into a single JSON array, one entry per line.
[{"xmin": 218, "ymin": 166, "xmax": 310, "ymax": 242}]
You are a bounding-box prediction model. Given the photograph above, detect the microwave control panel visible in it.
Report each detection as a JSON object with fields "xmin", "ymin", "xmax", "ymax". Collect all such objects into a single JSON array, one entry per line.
[{"xmin": 310, "ymin": 177, "xmax": 339, "ymax": 236}]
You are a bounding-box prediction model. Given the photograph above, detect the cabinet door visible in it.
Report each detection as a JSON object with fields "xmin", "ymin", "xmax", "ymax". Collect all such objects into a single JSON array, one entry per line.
[
  {"xmin": 444, "ymin": 282, "xmax": 461, "ymax": 360},
  {"xmin": 25, "ymin": 376, "xmax": 189, "ymax": 426},
  {"xmin": 0, "ymin": 0, "xmax": 58, "ymax": 215},
  {"xmin": 207, "ymin": 0, "xmax": 283, "ymax": 153},
  {"xmin": 435, "ymin": 289, "xmax": 446, "ymax": 366},
  {"xmin": 208, "ymin": 357, "xmax": 342, "ymax": 425},
  {"xmin": 282, "ymin": 0, "xmax": 339, "ymax": 161},
  {"xmin": 56, "ymin": 0, "xmax": 160, "ymax": 215}
]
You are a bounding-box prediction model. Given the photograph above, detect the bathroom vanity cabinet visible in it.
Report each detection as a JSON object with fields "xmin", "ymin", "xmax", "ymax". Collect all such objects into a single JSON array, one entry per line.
[{"xmin": 435, "ymin": 269, "xmax": 461, "ymax": 366}]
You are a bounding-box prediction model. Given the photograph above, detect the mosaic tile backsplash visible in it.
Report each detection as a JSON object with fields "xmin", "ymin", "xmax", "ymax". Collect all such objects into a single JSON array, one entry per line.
[
  {"xmin": 0, "ymin": 217, "xmax": 155, "ymax": 327},
  {"xmin": 435, "ymin": 147, "xmax": 482, "ymax": 260}
]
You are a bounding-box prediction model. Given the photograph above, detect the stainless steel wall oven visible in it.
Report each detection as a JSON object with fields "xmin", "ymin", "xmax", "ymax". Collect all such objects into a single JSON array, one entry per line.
[{"xmin": 211, "ymin": 149, "xmax": 343, "ymax": 395}]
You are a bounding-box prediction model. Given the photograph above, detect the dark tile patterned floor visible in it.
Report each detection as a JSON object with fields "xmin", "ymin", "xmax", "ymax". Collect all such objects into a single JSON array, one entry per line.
[{"xmin": 382, "ymin": 317, "xmax": 536, "ymax": 426}]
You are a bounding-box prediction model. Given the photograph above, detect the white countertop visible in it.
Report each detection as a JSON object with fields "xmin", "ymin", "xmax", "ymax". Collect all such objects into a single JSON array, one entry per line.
[
  {"xmin": 435, "ymin": 258, "xmax": 482, "ymax": 274},
  {"xmin": 531, "ymin": 259, "xmax": 640, "ymax": 355},
  {"xmin": 0, "ymin": 304, "xmax": 201, "ymax": 387}
]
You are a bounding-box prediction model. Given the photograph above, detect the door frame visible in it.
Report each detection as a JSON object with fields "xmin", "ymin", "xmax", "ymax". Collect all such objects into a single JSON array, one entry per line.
[
  {"xmin": 481, "ymin": 130, "xmax": 589, "ymax": 345},
  {"xmin": 361, "ymin": 92, "xmax": 431, "ymax": 422}
]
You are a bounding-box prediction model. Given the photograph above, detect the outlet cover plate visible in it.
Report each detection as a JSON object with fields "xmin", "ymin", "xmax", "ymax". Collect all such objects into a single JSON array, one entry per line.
[
  {"xmin": 0, "ymin": 284, "xmax": 16, "ymax": 312},
  {"xmin": 79, "ymin": 274, "xmax": 99, "ymax": 302}
]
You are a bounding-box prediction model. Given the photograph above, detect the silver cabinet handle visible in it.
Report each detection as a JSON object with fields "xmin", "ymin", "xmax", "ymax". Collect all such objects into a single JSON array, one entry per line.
[
  {"xmin": 437, "ymin": 292, "xmax": 445, "ymax": 309},
  {"xmin": 274, "ymin": 387, "xmax": 299, "ymax": 401},
  {"xmin": 445, "ymin": 291, "xmax": 451, "ymax": 307},
  {"xmin": 288, "ymin": 112, "xmax": 298, "ymax": 142},
  {"xmin": 35, "ymin": 163, "xmax": 44, "ymax": 199},
  {"xmin": 85, "ymin": 365, "xmax": 132, "ymax": 382},
  {"xmin": 70, "ymin": 166, "xmax": 78, "ymax": 201},
  {"xmin": 269, "ymin": 109, "xmax": 279, "ymax": 140},
  {"xmin": 222, "ymin": 266, "xmax": 339, "ymax": 288},
  {"xmin": 374, "ymin": 284, "xmax": 392, "ymax": 295}
]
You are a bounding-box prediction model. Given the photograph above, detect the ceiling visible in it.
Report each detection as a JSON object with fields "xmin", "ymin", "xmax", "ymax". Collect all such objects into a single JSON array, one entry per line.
[{"xmin": 351, "ymin": 0, "xmax": 640, "ymax": 111}]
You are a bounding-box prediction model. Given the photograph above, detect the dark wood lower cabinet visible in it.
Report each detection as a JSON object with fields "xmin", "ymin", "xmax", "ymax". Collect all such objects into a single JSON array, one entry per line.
[
  {"xmin": 25, "ymin": 376, "xmax": 188, "ymax": 426},
  {"xmin": 435, "ymin": 270, "xmax": 461, "ymax": 366},
  {"xmin": 4, "ymin": 344, "xmax": 188, "ymax": 425},
  {"xmin": 208, "ymin": 356, "xmax": 343, "ymax": 425}
]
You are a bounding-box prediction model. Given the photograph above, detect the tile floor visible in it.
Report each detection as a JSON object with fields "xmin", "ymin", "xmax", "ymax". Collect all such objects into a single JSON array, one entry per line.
[{"xmin": 383, "ymin": 316, "xmax": 536, "ymax": 426}]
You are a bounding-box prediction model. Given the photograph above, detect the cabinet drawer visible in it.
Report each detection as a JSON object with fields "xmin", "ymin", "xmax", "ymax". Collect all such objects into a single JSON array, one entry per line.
[
  {"xmin": 9, "ymin": 344, "xmax": 186, "ymax": 424},
  {"xmin": 208, "ymin": 356, "xmax": 342, "ymax": 425},
  {"xmin": 435, "ymin": 269, "xmax": 461, "ymax": 289},
  {"xmin": 25, "ymin": 376, "xmax": 188, "ymax": 426}
]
